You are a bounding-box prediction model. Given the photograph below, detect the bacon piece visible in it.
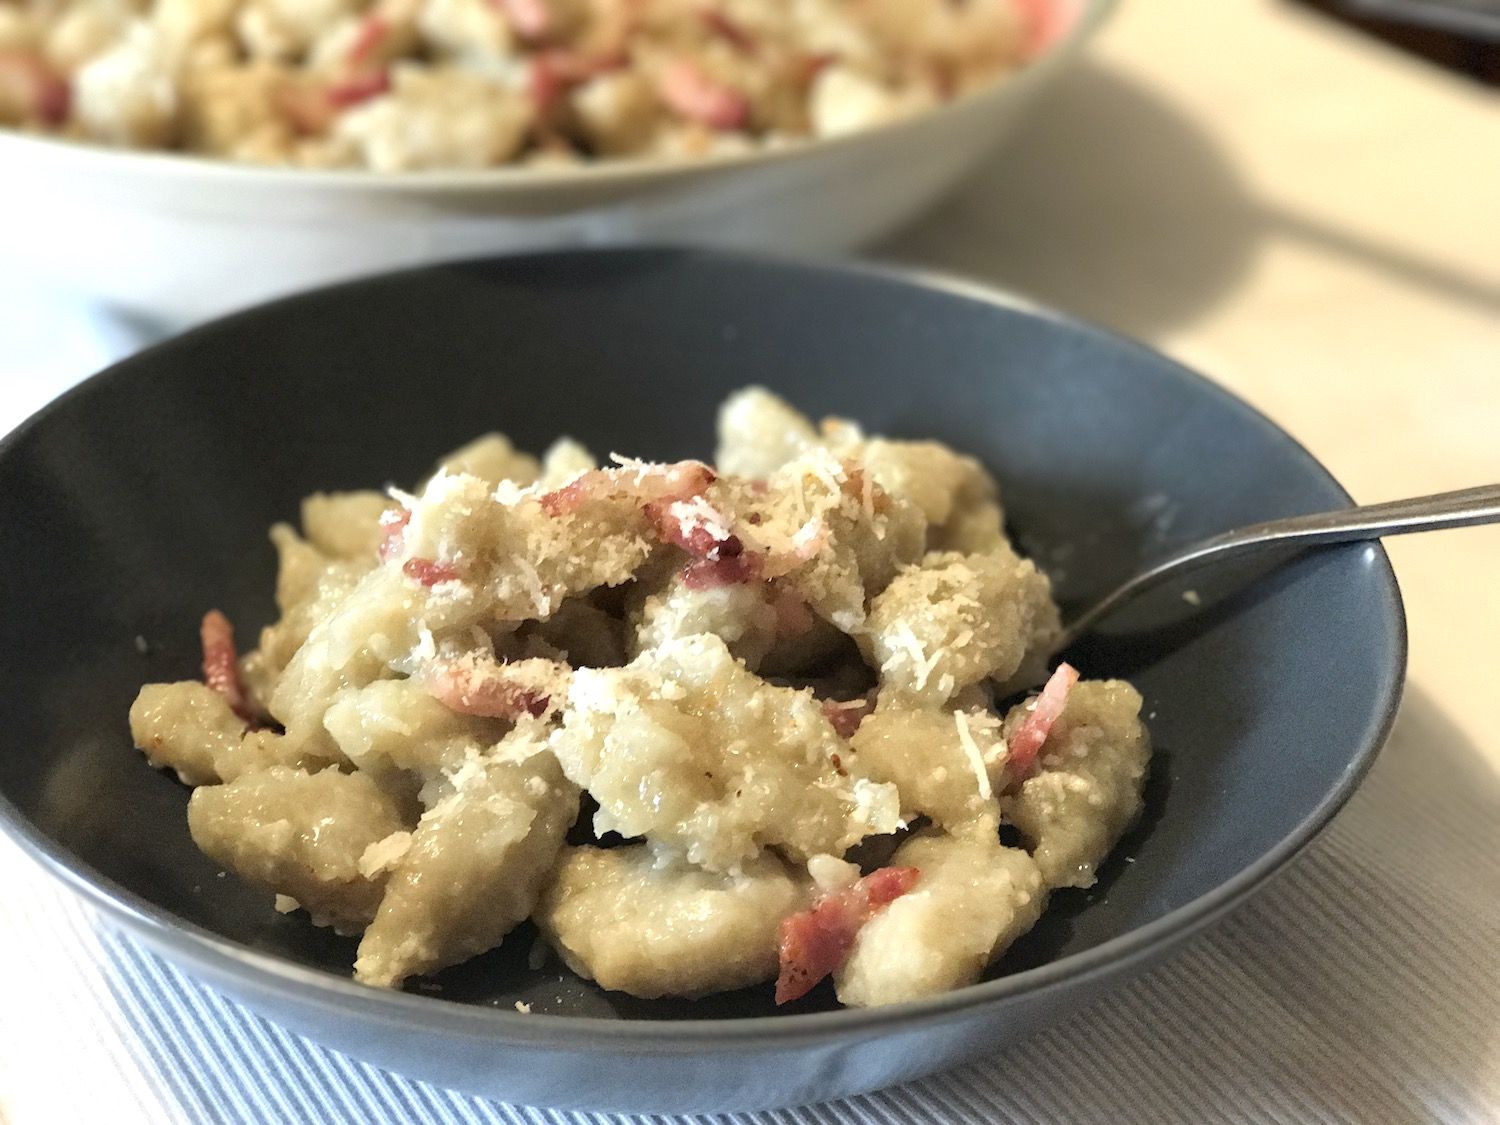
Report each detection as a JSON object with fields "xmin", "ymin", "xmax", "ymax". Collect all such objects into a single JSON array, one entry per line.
[
  {"xmin": 1012, "ymin": 0, "xmax": 1065, "ymax": 58},
  {"xmin": 645, "ymin": 495, "xmax": 742, "ymax": 562},
  {"xmin": 681, "ymin": 553, "xmax": 762, "ymax": 590},
  {"xmin": 425, "ymin": 654, "xmax": 565, "ymax": 720},
  {"xmin": 200, "ymin": 610, "xmax": 255, "ymax": 723},
  {"xmin": 658, "ymin": 461, "xmax": 717, "ymax": 497},
  {"xmin": 277, "ymin": 13, "xmax": 392, "ymax": 128},
  {"xmin": 699, "ymin": 8, "xmax": 756, "ymax": 55},
  {"xmin": 821, "ymin": 697, "xmax": 874, "ymax": 740},
  {"xmin": 538, "ymin": 460, "xmax": 715, "ymax": 517},
  {"xmin": 377, "ymin": 508, "xmax": 410, "ymax": 562},
  {"xmin": 278, "ymin": 71, "xmax": 387, "ymax": 134},
  {"xmin": 495, "ymin": 0, "xmax": 553, "ymax": 40},
  {"xmin": 538, "ymin": 474, "xmax": 596, "ymax": 517},
  {"xmin": 402, "ymin": 557, "xmax": 462, "ymax": 586},
  {"xmin": 0, "ymin": 50, "xmax": 70, "ymax": 127},
  {"xmin": 657, "ymin": 59, "xmax": 750, "ymax": 130},
  {"xmin": 776, "ymin": 867, "xmax": 921, "ymax": 1004},
  {"xmin": 1008, "ymin": 662, "xmax": 1079, "ymax": 778}
]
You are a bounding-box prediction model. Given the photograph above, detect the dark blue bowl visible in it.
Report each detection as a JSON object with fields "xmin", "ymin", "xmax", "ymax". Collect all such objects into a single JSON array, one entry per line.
[{"xmin": 0, "ymin": 249, "xmax": 1404, "ymax": 1113}]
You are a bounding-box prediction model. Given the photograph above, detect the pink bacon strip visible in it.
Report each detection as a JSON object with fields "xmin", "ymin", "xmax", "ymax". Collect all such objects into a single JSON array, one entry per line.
[
  {"xmin": 821, "ymin": 697, "xmax": 874, "ymax": 740},
  {"xmin": 425, "ymin": 654, "xmax": 561, "ymax": 720},
  {"xmin": 0, "ymin": 50, "xmax": 70, "ymax": 126},
  {"xmin": 402, "ymin": 557, "xmax": 462, "ymax": 586},
  {"xmin": 200, "ymin": 610, "xmax": 255, "ymax": 724},
  {"xmin": 1007, "ymin": 661, "xmax": 1079, "ymax": 778},
  {"xmin": 657, "ymin": 59, "xmax": 750, "ymax": 130},
  {"xmin": 494, "ymin": 0, "xmax": 554, "ymax": 40},
  {"xmin": 538, "ymin": 460, "xmax": 716, "ymax": 517},
  {"xmin": 776, "ymin": 867, "xmax": 921, "ymax": 1004}
]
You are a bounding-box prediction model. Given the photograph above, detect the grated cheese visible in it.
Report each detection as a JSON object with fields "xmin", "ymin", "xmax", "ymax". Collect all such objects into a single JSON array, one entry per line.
[
  {"xmin": 885, "ymin": 620, "xmax": 924, "ymax": 678},
  {"xmin": 513, "ymin": 555, "xmax": 548, "ymax": 616},
  {"xmin": 413, "ymin": 626, "xmax": 437, "ymax": 663},
  {"xmin": 790, "ymin": 515, "xmax": 827, "ymax": 556},
  {"xmin": 804, "ymin": 453, "xmax": 845, "ymax": 511},
  {"xmin": 607, "ymin": 452, "xmax": 655, "ymax": 483},
  {"xmin": 669, "ymin": 496, "xmax": 734, "ymax": 543},
  {"xmin": 954, "ymin": 711, "xmax": 993, "ymax": 801},
  {"xmin": 358, "ymin": 831, "xmax": 413, "ymax": 879},
  {"xmin": 791, "ymin": 471, "xmax": 809, "ymax": 523},
  {"xmin": 889, "ymin": 620, "xmax": 941, "ymax": 690},
  {"xmin": 807, "ymin": 853, "xmax": 860, "ymax": 892}
]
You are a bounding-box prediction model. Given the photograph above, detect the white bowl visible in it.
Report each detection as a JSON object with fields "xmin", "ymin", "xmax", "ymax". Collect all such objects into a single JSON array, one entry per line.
[{"xmin": 0, "ymin": 0, "xmax": 1112, "ymax": 323}]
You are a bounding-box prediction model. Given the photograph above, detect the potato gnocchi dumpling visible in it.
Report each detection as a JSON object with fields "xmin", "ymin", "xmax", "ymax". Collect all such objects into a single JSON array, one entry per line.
[
  {"xmin": 537, "ymin": 845, "xmax": 806, "ymax": 998},
  {"xmin": 552, "ymin": 632, "xmax": 903, "ymax": 871},
  {"xmin": 2, "ymin": 0, "xmax": 1044, "ymax": 171},
  {"xmin": 130, "ymin": 387, "xmax": 1149, "ymax": 1008}
]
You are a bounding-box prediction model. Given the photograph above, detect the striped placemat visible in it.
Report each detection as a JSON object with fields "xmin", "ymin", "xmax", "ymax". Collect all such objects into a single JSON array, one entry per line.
[{"xmin": 3, "ymin": 685, "xmax": 1495, "ymax": 1124}]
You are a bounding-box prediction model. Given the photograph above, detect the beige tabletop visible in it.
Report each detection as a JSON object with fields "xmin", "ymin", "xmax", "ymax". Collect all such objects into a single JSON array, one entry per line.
[{"xmin": 882, "ymin": 0, "xmax": 1500, "ymax": 763}]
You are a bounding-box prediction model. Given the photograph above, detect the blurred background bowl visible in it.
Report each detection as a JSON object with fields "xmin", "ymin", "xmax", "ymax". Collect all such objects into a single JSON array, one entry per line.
[{"xmin": 0, "ymin": 0, "xmax": 1111, "ymax": 324}]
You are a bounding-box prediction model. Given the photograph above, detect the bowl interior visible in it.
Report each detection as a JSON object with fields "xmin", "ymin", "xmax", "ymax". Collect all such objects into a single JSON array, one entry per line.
[{"xmin": 0, "ymin": 249, "xmax": 1402, "ymax": 1022}]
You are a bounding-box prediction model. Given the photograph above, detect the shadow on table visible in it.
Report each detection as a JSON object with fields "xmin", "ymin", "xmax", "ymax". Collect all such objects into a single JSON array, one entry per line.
[
  {"xmin": 916, "ymin": 682, "xmax": 1500, "ymax": 1124},
  {"xmin": 878, "ymin": 60, "xmax": 1500, "ymax": 339}
]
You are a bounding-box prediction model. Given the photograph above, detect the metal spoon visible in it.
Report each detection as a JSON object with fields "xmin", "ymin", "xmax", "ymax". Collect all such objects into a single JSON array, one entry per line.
[{"xmin": 1051, "ymin": 483, "xmax": 1500, "ymax": 657}]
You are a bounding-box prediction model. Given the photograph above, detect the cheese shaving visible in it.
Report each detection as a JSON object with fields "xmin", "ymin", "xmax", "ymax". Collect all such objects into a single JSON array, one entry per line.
[
  {"xmin": 790, "ymin": 515, "xmax": 827, "ymax": 556},
  {"xmin": 357, "ymin": 831, "xmax": 413, "ymax": 879},
  {"xmin": 413, "ymin": 626, "xmax": 437, "ymax": 663},
  {"xmin": 607, "ymin": 452, "xmax": 655, "ymax": 483},
  {"xmin": 805, "ymin": 454, "xmax": 845, "ymax": 509},
  {"xmin": 954, "ymin": 711, "xmax": 993, "ymax": 801},
  {"xmin": 669, "ymin": 496, "xmax": 734, "ymax": 543},
  {"xmin": 890, "ymin": 620, "xmax": 940, "ymax": 690},
  {"xmin": 513, "ymin": 555, "xmax": 549, "ymax": 616}
]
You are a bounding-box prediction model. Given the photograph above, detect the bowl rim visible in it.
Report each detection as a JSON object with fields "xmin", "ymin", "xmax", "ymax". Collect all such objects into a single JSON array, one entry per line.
[
  {"xmin": 0, "ymin": 0, "xmax": 1116, "ymax": 196},
  {"xmin": 0, "ymin": 246, "xmax": 1407, "ymax": 1050}
]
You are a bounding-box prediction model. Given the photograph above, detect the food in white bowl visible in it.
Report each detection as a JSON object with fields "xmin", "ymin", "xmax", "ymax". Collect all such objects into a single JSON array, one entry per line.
[
  {"xmin": 0, "ymin": 0, "xmax": 1107, "ymax": 321},
  {"xmin": 129, "ymin": 386, "xmax": 1150, "ymax": 1007},
  {"xmin": 2, "ymin": 0, "xmax": 1047, "ymax": 171}
]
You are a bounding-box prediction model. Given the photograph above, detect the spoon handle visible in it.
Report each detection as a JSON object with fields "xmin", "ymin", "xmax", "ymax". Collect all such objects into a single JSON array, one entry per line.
[{"xmin": 1053, "ymin": 483, "xmax": 1500, "ymax": 654}]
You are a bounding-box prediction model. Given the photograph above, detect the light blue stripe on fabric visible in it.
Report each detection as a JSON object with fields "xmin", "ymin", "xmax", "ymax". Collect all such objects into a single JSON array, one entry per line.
[
  {"xmin": 125, "ymin": 936, "xmax": 310, "ymax": 1125},
  {"xmin": 103, "ymin": 938, "xmax": 236, "ymax": 1123},
  {"xmin": 44, "ymin": 903, "xmax": 164, "ymax": 1120},
  {"xmin": 326, "ymin": 1046, "xmax": 428, "ymax": 1124}
]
